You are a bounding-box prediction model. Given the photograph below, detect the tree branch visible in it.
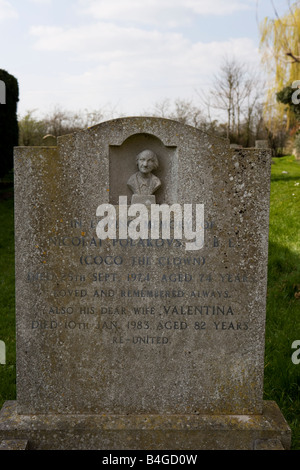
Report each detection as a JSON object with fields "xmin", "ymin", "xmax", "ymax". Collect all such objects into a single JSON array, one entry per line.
[{"xmin": 286, "ymin": 50, "xmax": 300, "ymax": 62}]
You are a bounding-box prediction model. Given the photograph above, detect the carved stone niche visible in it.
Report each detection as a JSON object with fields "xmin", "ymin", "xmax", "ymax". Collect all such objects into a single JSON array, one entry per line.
[{"xmin": 109, "ymin": 132, "xmax": 177, "ymax": 205}]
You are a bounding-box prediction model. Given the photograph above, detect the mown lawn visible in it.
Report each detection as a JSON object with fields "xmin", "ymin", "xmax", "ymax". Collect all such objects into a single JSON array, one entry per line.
[
  {"xmin": 0, "ymin": 156, "xmax": 299, "ymax": 448},
  {"xmin": 264, "ymin": 155, "xmax": 300, "ymax": 450},
  {"xmin": 0, "ymin": 180, "xmax": 16, "ymax": 408}
]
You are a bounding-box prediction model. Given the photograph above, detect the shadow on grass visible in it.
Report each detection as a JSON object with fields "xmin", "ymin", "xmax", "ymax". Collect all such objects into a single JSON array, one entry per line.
[
  {"xmin": 0, "ymin": 182, "xmax": 14, "ymax": 201},
  {"xmin": 270, "ymin": 175, "xmax": 300, "ymax": 183},
  {"xmin": 265, "ymin": 240, "xmax": 300, "ymax": 449},
  {"xmin": 0, "ymin": 191, "xmax": 16, "ymax": 409}
]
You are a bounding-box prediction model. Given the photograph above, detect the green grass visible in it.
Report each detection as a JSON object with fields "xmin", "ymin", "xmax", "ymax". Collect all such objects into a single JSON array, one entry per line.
[
  {"xmin": 264, "ymin": 156, "xmax": 300, "ymax": 450},
  {"xmin": 0, "ymin": 181, "xmax": 16, "ymax": 407},
  {"xmin": 0, "ymin": 157, "xmax": 299, "ymax": 448}
]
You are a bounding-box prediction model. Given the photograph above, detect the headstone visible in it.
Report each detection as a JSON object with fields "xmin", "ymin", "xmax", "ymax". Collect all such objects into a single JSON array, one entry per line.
[
  {"xmin": 0, "ymin": 439, "xmax": 28, "ymax": 450},
  {"xmin": 230, "ymin": 143, "xmax": 243, "ymax": 149},
  {"xmin": 0, "ymin": 117, "xmax": 291, "ymax": 450},
  {"xmin": 293, "ymin": 148, "xmax": 300, "ymax": 160},
  {"xmin": 255, "ymin": 140, "xmax": 269, "ymax": 149},
  {"xmin": 42, "ymin": 134, "xmax": 57, "ymax": 146}
]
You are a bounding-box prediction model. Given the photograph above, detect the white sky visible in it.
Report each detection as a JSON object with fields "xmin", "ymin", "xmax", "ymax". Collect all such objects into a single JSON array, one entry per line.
[{"xmin": 0, "ymin": 0, "xmax": 290, "ymax": 119}]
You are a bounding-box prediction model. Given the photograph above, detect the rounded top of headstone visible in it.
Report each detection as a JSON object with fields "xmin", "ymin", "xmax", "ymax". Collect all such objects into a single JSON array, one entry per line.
[{"xmin": 58, "ymin": 116, "xmax": 230, "ymax": 149}]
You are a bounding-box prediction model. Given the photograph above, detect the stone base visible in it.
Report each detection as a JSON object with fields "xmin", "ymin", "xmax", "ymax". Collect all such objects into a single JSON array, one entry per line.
[
  {"xmin": 130, "ymin": 194, "xmax": 156, "ymax": 205},
  {"xmin": 0, "ymin": 401, "xmax": 291, "ymax": 450},
  {"xmin": 0, "ymin": 439, "xmax": 29, "ymax": 450}
]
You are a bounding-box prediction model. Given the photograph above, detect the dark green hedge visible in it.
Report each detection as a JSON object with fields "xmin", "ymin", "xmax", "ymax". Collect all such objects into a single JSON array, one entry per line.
[{"xmin": 0, "ymin": 69, "xmax": 19, "ymax": 179}]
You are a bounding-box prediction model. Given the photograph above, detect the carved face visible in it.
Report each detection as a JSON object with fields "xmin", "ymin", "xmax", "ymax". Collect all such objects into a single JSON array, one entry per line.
[{"xmin": 137, "ymin": 151, "xmax": 157, "ymax": 175}]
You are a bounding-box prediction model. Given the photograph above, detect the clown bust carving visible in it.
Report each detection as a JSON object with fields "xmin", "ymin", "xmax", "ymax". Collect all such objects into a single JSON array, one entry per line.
[{"xmin": 127, "ymin": 149, "xmax": 161, "ymax": 204}]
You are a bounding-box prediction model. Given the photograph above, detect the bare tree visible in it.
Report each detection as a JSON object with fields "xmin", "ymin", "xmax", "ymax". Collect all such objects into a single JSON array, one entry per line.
[
  {"xmin": 200, "ymin": 58, "xmax": 243, "ymax": 139},
  {"xmin": 198, "ymin": 57, "xmax": 264, "ymax": 144},
  {"xmin": 150, "ymin": 98, "xmax": 206, "ymax": 129},
  {"xmin": 18, "ymin": 110, "xmax": 47, "ymax": 146},
  {"xmin": 18, "ymin": 106, "xmax": 119, "ymax": 146},
  {"xmin": 42, "ymin": 106, "xmax": 118, "ymax": 137}
]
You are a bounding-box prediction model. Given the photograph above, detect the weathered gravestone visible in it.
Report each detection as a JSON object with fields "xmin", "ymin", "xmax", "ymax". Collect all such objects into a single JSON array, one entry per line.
[
  {"xmin": 255, "ymin": 140, "xmax": 269, "ymax": 149},
  {"xmin": 0, "ymin": 117, "xmax": 291, "ymax": 450}
]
